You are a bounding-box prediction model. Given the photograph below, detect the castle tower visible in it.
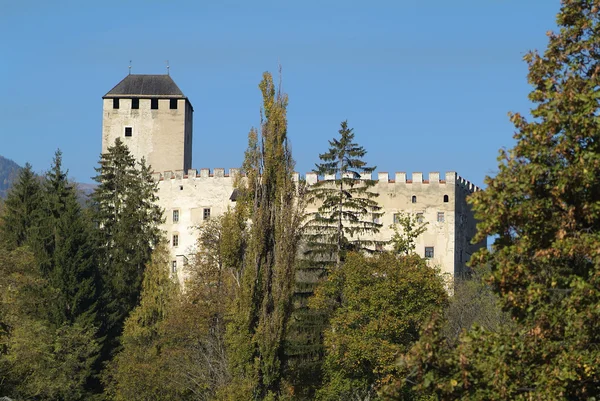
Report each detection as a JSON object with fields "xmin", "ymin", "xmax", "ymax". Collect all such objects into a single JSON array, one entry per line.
[{"xmin": 102, "ymin": 74, "xmax": 193, "ymax": 173}]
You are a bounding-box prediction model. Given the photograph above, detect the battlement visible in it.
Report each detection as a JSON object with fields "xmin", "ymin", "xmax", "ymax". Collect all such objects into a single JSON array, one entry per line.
[
  {"xmin": 305, "ymin": 171, "xmax": 481, "ymax": 192},
  {"xmin": 152, "ymin": 169, "xmax": 482, "ymax": 193}
]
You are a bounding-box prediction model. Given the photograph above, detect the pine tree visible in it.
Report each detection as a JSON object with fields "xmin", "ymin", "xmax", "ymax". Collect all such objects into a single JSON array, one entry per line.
[
  {"xmin": 225, "ymin": 71, "xmax": 305, "ymax": 400},
  {"xmin": 305, "ymin": 121, "xmax": 382, "ymax": 267},
  {"xmin": 0, "ymin": 163, "xmax": 41, "ymax": 249},
  {"xmin": 91, "ymin": 138, "xmax": 164, "ymax": 358}
]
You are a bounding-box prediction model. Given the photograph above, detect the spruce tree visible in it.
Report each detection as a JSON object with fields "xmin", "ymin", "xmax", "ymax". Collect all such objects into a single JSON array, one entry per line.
[
  {"xmin": 305, "ymin": 121, "xmax": 383, "ymax": 267},
  {"xmin": 31, "ymin": 150, "xmax": 99, "ymax": 327},
  {"xmin": 91, "ymin": 138, "xmax": 163, "ymax": 357},
  {"xmin": 225, "ymin": 71, "xmax": 305, "ymax": 400},
  {"xmin": 0, "ymin": 163, "xmax": 41, "ymax": 249}
]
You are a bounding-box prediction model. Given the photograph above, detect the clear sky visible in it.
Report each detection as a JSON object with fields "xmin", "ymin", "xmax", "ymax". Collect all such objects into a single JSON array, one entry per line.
[{"xmin": 0, "ymin": 0, "xmax": 560, "ymax": 186}]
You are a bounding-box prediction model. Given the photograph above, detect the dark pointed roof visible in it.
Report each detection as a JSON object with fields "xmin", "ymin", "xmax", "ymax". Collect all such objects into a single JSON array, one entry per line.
[{"xmin": 103, "ymin": 74, "xmax": 186, "ymax": 98}]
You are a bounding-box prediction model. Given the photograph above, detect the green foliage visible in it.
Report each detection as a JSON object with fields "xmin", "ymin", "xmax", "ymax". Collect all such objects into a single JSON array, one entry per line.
[
  {"xmin": 104, "ymin": 242, "xmax": 184, "ymax": 401},
  {"xmin": 0, "ymin": 163, "xmax": 41, "ymax": 248},
  {"xmin": 32, "ymin": 150, "xmax": 99, "ymax": 327},
  {"xmin": 91, "ymin": 138, "xmax": 164, "ymax": 357},
  {"xmin": 0, "ymin": 244, "xmax": 101, "ymax": 401},
  {"xmin": 312, "ymin": 252, "xmax": 447, "ymax": 400},
  {"xmin": 224, "ymin": 71, "xmax": 305, "ymax": 399},
  {"xmin": 304, "ymin": 121, "xmax": 383, "ymax": 267},
  {"xmin": 389, "ymin": 213, "xmax": 428, "ymax": 256},
  {"xmin": 391, "ymin": 2, "xmax": 600, "ymax": 399}
]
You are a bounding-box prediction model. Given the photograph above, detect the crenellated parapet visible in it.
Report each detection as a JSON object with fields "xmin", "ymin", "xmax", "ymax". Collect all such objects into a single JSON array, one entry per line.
[
  {"xmin": 152, "ymin": 168, "xmax": 241, "ymax": 181},
  {"xmin": 301, "ymin": 171, "xmax": 482, "ymax": 193},
  {"xmin": 151, "ymin": 169, "xmax": 482, "ymax": 193}
]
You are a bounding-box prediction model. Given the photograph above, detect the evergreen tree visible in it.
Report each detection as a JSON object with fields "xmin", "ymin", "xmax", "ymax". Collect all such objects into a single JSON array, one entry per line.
[
  {"xmin": 225, "ymin": 71, "xmax": 305, "ymax": 400},
  {"xmin": 91, "ymin": 138, "xmax": 163, "ymax": 358},
  {"xmin": 31, "ymin": 150, "xmax": 99, "ymax": 327},
  {"xmin": 305, "ymin": 121, "xmax": 382, "ymax": 267},
  {"xmin": 389, "ymin": 1, "xmax": 600, "ymax": 399},
  {"xmin": 105, "ymin": 242, "xmax": 182, "ymax": 400},
  {"xmin": 0, "ymin": 163, "xmax": 41, "ymax": 249}
]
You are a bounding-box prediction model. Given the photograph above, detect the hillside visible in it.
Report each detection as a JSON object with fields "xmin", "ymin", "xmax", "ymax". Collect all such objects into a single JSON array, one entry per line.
[
  {"xmin": 0, "ymin": 155, "xmax": 96, "ymax": 200},
  {"xmin": 0, "ymin": 155, "xmax": 22, "ymax": 199}
]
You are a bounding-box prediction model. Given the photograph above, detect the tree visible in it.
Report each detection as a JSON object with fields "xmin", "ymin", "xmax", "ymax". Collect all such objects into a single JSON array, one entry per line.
[
  {"xmin": 104, "ymin": 242, "xmax": 183, "ymax": 401},
  {"xmin": 389, "ymin": 212, "xmax": 428, "ymax": 256},
  {"xmin": 311, "ymin": 252, "xmax": 447, "ymax": 401},
  {"xmin": 31, "ymin": 150, "xmax": 99, "ymax": 327},
  {"xmin": 224, "ymin": 71, "xmax": 305, "ymax": 400},
  {"xmin": 389, "ymin": 1, "xmax": 600, "ymax": 399},
  {"xmin": 304, "ymin": 121, "xmax": 382, "ymax": 267},
  {"xmin": 0, "ymin": 163, "xmax": 41, "ymax": 249},
  {"xmin": 91, "ymin": 138, "xmax": 164, "ymax": 358}
]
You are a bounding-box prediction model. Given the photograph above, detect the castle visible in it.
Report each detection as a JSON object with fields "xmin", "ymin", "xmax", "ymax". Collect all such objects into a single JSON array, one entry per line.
[{"xmin": 102, "ymin": 74, "xmax": 485, "ymax": 280}]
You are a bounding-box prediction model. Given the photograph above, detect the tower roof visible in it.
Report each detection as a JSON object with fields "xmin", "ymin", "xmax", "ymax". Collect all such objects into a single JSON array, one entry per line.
[{"xmin": 103, "ymin": 74, "xmax": 186, "ymax": 98}]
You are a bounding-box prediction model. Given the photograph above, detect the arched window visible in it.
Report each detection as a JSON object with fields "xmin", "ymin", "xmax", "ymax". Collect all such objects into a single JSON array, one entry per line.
[
  {"xmin": 411, "ymin": 195, "xmax": 417, "ymax": 203},
  {"xmin": 443, "ymin": 194, "xmax": 449, "ymax": 203}
]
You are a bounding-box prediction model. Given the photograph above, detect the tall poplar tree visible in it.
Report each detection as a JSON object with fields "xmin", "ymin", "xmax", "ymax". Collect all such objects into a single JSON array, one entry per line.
[
  {"xmin": 91, "ymin": 138, "xmax": 163, "ymax": 357},
  {"xmin": 304, "ymin": 121, "xmax": 382, "ymax": 267},
  {"xmin": 225, "ymin": 71, "xmax": 305, "ymax": 400}
]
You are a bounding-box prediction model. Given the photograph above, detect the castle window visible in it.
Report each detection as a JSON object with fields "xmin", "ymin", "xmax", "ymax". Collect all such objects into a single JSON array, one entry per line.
[
  {"xmin": 443, "ymin": 194, "xmax": 449, "ymax": 203},
  {"xmin": 437, "ymin": 212, "xmax": 445, "ymax": 223},
  {"xmin": 425, "ymin": 246, "xmax": 434, "ymax": 259},
  {"xmin": 113, "ymin": 98, "xmax": 120, "ymax": 109},
  {"xmin": 132, "ymin": 98, "xmax": 139, "ymax": 109},
  {"xmin": 173, "ymin": 210, "xmax": 179, "ymax": 223},
  {"xmin": 372, "ymin": 213, "xmax": 381, "ymax": 224},
  {"xmin": 416, "ymin": 212, "xmax": 424, "ymax": 223},
  {"xmin": 170, "ymin": 99, "xmax": 178, "ymax": 109},
  {"xmin": 203, "ymin": 208, "xmax": 211, "ymax": 220},
  {"xmin": 172, "ymin": 234, "xmax": 179, "ymax": 247},
  {"xmin": 412, "ymin": 195, "xmax": 417, "ymax": 203},
  {"xmin": 393, "ymin": 213, "xmax": 401, "ymax": 224},
  {"xmin": 151, "ymin": 98, "xmax": 159, "ymax": 109},
  {"xmin": 124, "ymin": 127, "xmax": 132, "ymax": 137},
  {"xmin": 172, "ymin": 260, "xmax": 177, "ymax": 273}
]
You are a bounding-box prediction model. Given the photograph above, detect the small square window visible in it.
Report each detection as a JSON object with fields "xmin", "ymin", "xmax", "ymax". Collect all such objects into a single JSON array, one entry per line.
[
  {"xmin": 172, "ymin": 260, "xmax": 177, "ymax": 273},
  {"xmin": 151, "ymin": 98, "xmax": 159, "ymax": 109},
  {"xmin": 132, "ymin": 98, "xmax": 139, "ymax": 109},
  {"xmin": 172, "ymin": 234, "xmax": 179, "ymax": 247},
  {"xmin": 124, "ymin": 127, "xmax": 132, "ymax": 137},
  {"xmin": 203, "ymin": 208, "xmax": 211, "ymax": 220},
  {"xmin": 173, "ymin": 210, "xmax": 179, "ymax": 223},
  {"xmin": 113, "ymin": 98, "xmax": 120, "ymax": 109},
  {"xmin": 372, "ymin": 213, "xmax": 381, "ymax": 224},
  {"xmin": 416, "ymin": 213, "xmax": 424, "ymax": 223},
  {"xmin": 425, "ymin": 246, "xmax": 434, "ymax": 259},
  {"xmin": 170, "ymin": 99, "xmax": 178, "ymax": 109},
  {"xmin": 393, "ymin": 213, "xmax": 401, "ymax": 224},
  {"xmin": 437, "ymin": 212, "xmax": 445, "ymax": 223}
]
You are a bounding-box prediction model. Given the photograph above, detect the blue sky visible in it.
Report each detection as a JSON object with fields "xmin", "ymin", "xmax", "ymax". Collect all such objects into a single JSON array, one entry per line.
[{"xmin": 0, "ymin": 0, "xmax": 560, "ymax": 185}]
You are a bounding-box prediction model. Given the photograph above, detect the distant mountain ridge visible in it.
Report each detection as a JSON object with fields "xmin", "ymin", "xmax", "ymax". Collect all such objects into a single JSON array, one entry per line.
[
  {"xmin": 0, "ymin": 155, "xmax": 96, "ymax": 200},
  {"xmin": 0, "ymin": 155, "xmax": 22, "ymax": 199}
]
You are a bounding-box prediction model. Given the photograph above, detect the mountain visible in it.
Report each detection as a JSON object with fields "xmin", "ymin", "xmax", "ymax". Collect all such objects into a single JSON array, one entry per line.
[
  {"xmin": 0, "ymin": 155, "xmax": 96, "ymax": 200},
  {"xmin": 0, "ymin": 155, "xmax": 22, "ymax": 199}
]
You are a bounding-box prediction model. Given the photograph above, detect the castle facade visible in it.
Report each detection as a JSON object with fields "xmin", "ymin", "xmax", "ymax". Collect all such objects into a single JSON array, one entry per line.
[{"xmin": 102, "ymin": 74, "xmax": 485, "ymax": 280}]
